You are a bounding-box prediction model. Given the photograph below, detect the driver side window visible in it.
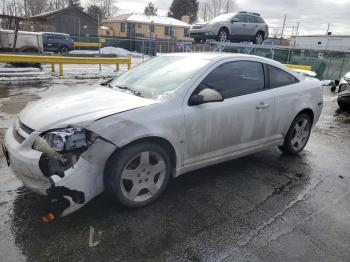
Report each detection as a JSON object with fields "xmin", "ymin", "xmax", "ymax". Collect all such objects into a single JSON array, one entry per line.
[{"xmin": 197, "ymin": 61, "xmax": 265, "ymax": 99}]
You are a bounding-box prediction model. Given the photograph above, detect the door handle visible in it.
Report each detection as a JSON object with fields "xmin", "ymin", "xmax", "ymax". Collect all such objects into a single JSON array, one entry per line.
[{"xmin": 256, "ymin": 102, "xmax": 270, "ymax": 110}]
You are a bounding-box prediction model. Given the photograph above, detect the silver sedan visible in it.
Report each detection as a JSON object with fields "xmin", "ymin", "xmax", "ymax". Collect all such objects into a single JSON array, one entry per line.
[{"xmin": 3, "ymin": 53, "xmax": 323, "ymax": 219}]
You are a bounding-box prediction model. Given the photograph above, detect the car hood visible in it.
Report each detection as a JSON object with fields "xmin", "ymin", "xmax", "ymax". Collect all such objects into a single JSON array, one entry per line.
[{"xmin": 19, "ymin": 86, "xmax": 158, "ymax": 131}]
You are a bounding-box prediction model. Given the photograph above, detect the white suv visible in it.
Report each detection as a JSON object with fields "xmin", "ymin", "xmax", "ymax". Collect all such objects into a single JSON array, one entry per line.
[{"xmin": 190, "ymin": 11, "xmax": 269, "ymax": 44}]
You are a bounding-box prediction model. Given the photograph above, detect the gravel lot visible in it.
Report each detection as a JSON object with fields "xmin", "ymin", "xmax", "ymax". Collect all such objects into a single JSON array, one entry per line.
[{"xmin": 0, "ymin": 78, "xmax": 349, "ymax": 262}]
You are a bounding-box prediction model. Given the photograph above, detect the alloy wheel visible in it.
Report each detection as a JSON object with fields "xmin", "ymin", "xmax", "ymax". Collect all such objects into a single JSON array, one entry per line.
[
  {"xmin": 256, "ymin": 33, "xmax": 263, "ymax": 44},
  {"xmin": 120, "ymin": 151, "xmax": 166, "ymax": 202},
  {"xmin": 291, "ymin": 118, "xmax": 310, "ymax": 151},
  {"xmin": 219, "ymin": 31, "xmax": 228, "ymax": 42}
]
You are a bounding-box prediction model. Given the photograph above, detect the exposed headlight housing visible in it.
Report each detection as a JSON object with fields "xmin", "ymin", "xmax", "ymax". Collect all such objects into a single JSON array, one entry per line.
[
  {"xmin": 33, "ymin": 127, "xmax": 98, "ymax": 178},
  {"xmin": 43, "ymin": 127, "xmax": 88, "ymax": 152}
]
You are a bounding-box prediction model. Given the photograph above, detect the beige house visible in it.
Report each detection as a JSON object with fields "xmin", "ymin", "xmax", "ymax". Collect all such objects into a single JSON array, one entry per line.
[{"xmin": 101, "ymin": 13, "xmax": 192, "ymax": 41}]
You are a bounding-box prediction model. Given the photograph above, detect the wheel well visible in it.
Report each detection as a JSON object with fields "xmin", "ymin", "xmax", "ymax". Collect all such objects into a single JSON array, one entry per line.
[
  {"xmin": 112, "ymin": 137, "xmax": 177, "ymax": 168},
  {"xmin": 298, "ymin": 109, "xmax": 314, "ymax": 125},
  {"xmin": 219, "ymin": 27, "xmax": 229, "ymax": 34},
  {"xmin": 257, "ymin": 30, "xmax": 265, "ymax": 38}
]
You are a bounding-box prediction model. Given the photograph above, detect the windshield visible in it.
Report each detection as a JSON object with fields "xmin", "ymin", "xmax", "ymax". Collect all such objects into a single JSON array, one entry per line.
[
  {"xmin": 111, "ymin": 56, "xmax": 210, "ymax": 100},
  {"xmin": 210, "ymin": 13, "xmax": 235, "ymax": 22}
]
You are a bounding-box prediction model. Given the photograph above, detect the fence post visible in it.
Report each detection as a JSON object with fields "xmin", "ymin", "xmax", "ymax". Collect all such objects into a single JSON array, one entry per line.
[
  {"xmin": 115, "ymin": 54, "xmax": 119, "ymax": 71},
  {"xmin": 50, "ymin": 53, "xmax": 55, "ymax": 75},
  {"xmin": 127, "ymin": 56, "xmax": 131, "ymax": 70},
  {"xmin": 338, "ymin": 53, "xmax": 346, "ymax": 80},
  {"xmin": 59, "ymin": 63, "xmax": 63, "ymax": 78}
]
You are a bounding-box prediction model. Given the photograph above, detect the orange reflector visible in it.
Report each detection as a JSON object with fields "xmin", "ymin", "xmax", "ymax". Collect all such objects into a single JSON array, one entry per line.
[{"xmin": 41, "ymin": 212, "xmax": 55, "ymax": 222}]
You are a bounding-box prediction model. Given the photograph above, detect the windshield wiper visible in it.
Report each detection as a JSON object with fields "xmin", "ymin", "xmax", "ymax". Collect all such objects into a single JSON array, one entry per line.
[{"xmin": 114, "ymin": 85, "xmax": 143, "ymax": 97}]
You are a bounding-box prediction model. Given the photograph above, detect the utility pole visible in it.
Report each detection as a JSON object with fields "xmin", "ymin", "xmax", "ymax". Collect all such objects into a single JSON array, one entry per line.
[
  {"xmin": 296, "ymin": 22, "xmax": 300, "ymax": 36},
  {"xmin": 326, "ymin": 23, "xmax": 330, "ymax": 34},
  {"xmin": 98, "ymin": 14, "xmax": 101, "ymax": 72},
  {"xmin": 204, "ymin": 3, "xmax": 207, "ymax": 21},
  {"xmin": 280, "ymin": 14, "xmax": 286, "ymax": 45}
]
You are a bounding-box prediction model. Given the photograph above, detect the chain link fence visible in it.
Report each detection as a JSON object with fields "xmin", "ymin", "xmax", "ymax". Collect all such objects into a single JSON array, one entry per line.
[{"xmin": 70, "ymin": 35, "xmax": 350, "ymax": 80}]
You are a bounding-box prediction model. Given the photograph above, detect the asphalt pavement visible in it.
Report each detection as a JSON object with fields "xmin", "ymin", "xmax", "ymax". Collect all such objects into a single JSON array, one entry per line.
[{"xmin": 0, "ymin": 80, "xmax": 349, "ymax": 262}]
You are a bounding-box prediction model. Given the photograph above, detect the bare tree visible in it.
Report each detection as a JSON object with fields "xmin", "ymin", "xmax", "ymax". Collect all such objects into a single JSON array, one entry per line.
[
  {"xmin": 199, "ymin": 0, "xmax": 237, "ymax": 21},
  {"xmin": 1, "ymin": 0, "xmax": 24, "ymax": 16},
  {"xmin": 87, "ymin": 0, "xmax": 118, "ymax": 19}
]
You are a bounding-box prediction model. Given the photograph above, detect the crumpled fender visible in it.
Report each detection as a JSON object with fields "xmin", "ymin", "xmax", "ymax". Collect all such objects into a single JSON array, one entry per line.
[{"xmin": 48, "ymin": 138, "xmax": 116, "ymax": 217}]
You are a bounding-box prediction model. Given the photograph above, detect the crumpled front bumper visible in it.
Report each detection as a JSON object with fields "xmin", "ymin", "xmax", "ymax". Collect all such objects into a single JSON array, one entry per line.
[{"xmin": 3, "ymin": 125, "xmax": 117, "ymax": 218}]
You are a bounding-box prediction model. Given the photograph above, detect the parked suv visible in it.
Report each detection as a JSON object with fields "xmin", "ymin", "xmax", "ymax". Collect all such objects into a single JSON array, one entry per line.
[
  {"xmin": 42, "ymin": 32, "xmax": 74, "ymax": 53},
  {"xmin": 190, "ymin": 11, "xmax": 269, "ymax": 44}
]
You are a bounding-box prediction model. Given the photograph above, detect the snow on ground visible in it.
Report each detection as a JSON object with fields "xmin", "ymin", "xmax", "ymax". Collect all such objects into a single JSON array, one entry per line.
[{"xmin": 69, "ymin": 46, "xmax": 143, "ymax": 57}]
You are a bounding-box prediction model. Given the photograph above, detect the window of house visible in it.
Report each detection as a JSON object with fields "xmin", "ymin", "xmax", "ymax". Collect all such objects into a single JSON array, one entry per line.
[
  {"xmin": 137, "ymin": 24, "xmax": 142, "ymax": 29},
  {"xmin": 267, "ymin": 65, "xmax": 299, "ymax": 88},
  {"xmin": 184, "ymin": 28, "xmax": 190, "ymax": 37},
  {"xmin": 199, "ymin": 61, "xmax": 265, "ymax": 99},
  {"xmin": 150, "ymin": 23, "xmax": 155, "ymax": 32},
  {"xmin": 165, "ymin": 26, "xmax": 172, "ymax": 36},
  {"xmin": 121, "ymin": 23, "xmax": 126, "ymax": 32}
]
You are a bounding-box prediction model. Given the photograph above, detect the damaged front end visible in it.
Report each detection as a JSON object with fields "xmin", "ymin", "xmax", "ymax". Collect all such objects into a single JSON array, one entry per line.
[{"xmin": 28, "ymin": 127, "xmax": 116, "ymax": 221}]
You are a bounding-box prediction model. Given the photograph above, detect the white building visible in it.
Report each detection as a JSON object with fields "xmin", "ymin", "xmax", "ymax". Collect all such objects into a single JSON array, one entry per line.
[{"xmin": 290, "ymin": 35, "xmax": 350, "ymax": 52}]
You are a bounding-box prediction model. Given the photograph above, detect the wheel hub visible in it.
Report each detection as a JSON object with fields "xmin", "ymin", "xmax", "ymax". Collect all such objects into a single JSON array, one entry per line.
[{"xmin": 120, "ymin": 151, "xmax": 166, "ymax": 202}]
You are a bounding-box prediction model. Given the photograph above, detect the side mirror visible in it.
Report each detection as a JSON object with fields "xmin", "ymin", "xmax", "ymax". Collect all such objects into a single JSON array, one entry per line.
[
  {"xmin": 231, "ymin": 18, "xmax": 239, "ymax": 23},
  {"xmin": 188, "ymin": 88, "xmax": 224, "ymax": 106}
]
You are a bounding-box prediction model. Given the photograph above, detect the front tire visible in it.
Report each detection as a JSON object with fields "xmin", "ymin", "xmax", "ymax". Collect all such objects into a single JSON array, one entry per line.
[
  {"xmin": 104, "ymin": 142, "xmax": 172, "ymax": 207},
  {"xmin": 217, "ymin": 28, "xmax": 228, "ymax": 42},
  {"xmin": 59, "ymin": 45, "xmax": 69, "ymax": 54},
  {"xmin": 279, "ymin": 113, "xmax": 312, "ymax": 155}
]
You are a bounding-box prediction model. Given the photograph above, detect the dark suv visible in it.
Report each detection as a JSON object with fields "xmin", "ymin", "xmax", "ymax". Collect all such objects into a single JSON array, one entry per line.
[
  {"xmin": 190, "ymin": 11, "xmax": 269, "ymax": 44},
  {"xmin": 42, "ymin": 32, "xmax": 74, "ymax": 53}
]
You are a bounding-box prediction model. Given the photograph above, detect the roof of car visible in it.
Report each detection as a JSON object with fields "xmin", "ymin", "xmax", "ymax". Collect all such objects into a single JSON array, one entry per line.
[
  {"xmin": 41, "ymin": 32, "xmax": 70, "ymax": 36},
  {"xmin": 161, "ymin": 52, "xmax": 269, "ymax": 61},
  {"xmin": 160, "ymin": 52, "xmax": 299, "ymax": 77}
]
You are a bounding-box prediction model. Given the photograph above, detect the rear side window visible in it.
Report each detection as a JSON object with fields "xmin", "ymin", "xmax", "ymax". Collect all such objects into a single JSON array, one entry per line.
[
  {"xmin": 268, "ymin": 65, "xmax": 299, "ymax": 88},
  {"xmin": 246, "ymin": 15, "xmax": 256, "ymax": 23},
  {"xmin": 200, "ymin": 61, "xmax": 265, "ymax": 99},
  {"xmin": 256, "ymin": 17, "xmax": 264, "ymax": 23}
]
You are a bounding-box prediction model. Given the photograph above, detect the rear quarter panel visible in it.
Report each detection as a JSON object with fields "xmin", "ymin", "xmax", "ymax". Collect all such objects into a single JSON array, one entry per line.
[{"xmin": 273, "ymin": 77, "xmax": 322, "ymax": 137}]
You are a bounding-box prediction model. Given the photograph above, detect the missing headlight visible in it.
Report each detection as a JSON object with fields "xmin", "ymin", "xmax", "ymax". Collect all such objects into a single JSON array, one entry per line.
[
  {"xmin": 35, "ymin": 127, "xmax": 98, "ymax": 177},
  {"xmin": 43, "ymin": 127, "xmax": 88, "ymax": 152}
]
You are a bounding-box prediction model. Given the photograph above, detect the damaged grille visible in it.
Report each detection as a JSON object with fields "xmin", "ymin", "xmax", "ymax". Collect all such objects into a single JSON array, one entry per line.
[
  {"xmin": 12, "ymin": 119, "xmax": 35, "ymax": 144},
  {"xmin": 18, "ymin": 120, "xmax": 34, "ymax": 135},
  {"xmin": 13, "ymin": 128, "xmax": 26, "ymax": 144}
]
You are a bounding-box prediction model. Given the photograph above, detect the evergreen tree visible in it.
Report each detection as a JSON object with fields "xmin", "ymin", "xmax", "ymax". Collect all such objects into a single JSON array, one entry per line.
[
  {"xmin": 144, "ymin": 2, "xmax": 158, "ymax": 16},
  {"xmin": 168, "ymin": 0, "xmax": 198, "ymax": 23}
]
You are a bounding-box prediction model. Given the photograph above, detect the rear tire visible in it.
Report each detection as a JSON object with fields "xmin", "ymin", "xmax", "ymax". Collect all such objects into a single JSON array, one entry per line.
[
  {"xmin": 254, "ymin": 32, "xmax": 264, "ymax": 44},
  {"xmin": 104, "ymin": 142, "xmax": 172, "ymax": 207},
  {"xmin": 279, "ymin": 113, "xmax": 312, "ymax": 155}
]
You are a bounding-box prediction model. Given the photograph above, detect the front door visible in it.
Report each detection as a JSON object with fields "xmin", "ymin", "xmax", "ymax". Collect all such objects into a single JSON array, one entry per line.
[
  {"xmin": 183, "ymin": 60, "xmax": 276, "ymax": 166},
  {"xmin": 229, "ymin": 14, "xmax": 247, "ymax": 40}
]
